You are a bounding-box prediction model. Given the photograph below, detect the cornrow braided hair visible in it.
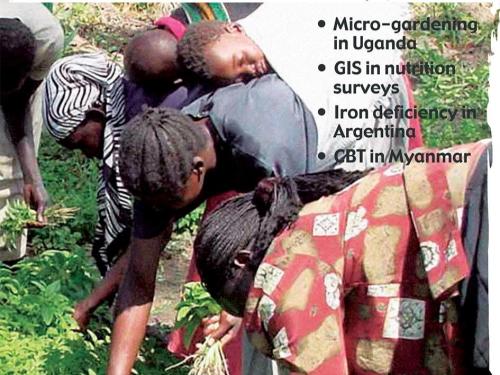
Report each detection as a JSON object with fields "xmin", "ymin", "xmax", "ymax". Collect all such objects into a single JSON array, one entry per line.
[
  {"xmin": 119, "ymin": 107, "xmax": 208, "ymax": 206},
  {"xmin": 0, "ymin": 18, "xmax": 35, "ymax": 92},
  {"xmin": 177, "ymin": 21, "xmax": 227, "ymax": 82},
  {"xmin": 195, "ymin": 168, "xmax": 369, "ymax": 299}
]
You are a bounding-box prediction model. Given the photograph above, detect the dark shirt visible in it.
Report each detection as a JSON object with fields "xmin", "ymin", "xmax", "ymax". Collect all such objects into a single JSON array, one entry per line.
[
  {"xmin": 184, "ymin": 74, "xmax": 318, "ymax": 190},
  {"xmin": 460, "ymin": 146, "xmax": 491, "ymax": 372},
  {"xmin": 133, "ymin": 74, "xmax": 318, "ymax": 239},
  {"xmin": 123, "ymin": 78, "xmax": 210, "ymax": 121}
]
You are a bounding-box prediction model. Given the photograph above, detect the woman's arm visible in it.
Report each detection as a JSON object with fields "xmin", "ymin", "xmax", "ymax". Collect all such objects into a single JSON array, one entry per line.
[
  {"xmin": 73, "ymin": 248, "xmax": 131, "ymax": 331},
  {"xmin": 107, "ymin": 223, "xmax": 173, "ymax": 375},
  {"xmin": 2, "ymin": 78, "xmax": 48, "ymax": 221}
]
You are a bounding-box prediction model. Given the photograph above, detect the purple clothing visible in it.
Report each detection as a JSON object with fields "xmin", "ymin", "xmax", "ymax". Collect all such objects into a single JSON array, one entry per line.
[{"xmin": 123, "ymin": 78, "xmax": 210, "ymax": 121}]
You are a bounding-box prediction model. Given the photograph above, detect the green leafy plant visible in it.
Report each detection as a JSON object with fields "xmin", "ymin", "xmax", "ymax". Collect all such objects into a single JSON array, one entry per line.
[
  {"xmin": 174, "ymin": 282, "xmax": 222, "ymax": 348},
  {"xmin": 168, "ymin": 282, "xmax": 228, "ymax": 375},
  {"xmin": 0, "ymin": 200, "xmax": 78, "ymax": 251},
  {"xmin": 0, "ymin": 250, "xmax": 188, "ymax": 375},
  {"xmin": 175, "ymin": 205, "xmax": 204, "ymax": 236},
  {"xmin": 34, "ymin": 136, "xmax": 98, "ymax": 251},
  {"xmin": 0, "ymin": 201, "xmax": 34, "ymax": 250},
  {"xmin": 0, "ymin": 250, "xmax": 107, "ymax": 374}
]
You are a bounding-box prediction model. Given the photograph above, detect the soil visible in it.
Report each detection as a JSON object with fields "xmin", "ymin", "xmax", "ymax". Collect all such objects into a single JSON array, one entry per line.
[{"xmin": 150, "ymin": 233, "xmax": 194, "ymax": 327}]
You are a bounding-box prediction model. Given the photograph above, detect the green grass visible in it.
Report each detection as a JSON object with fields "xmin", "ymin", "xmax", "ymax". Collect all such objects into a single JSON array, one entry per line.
[
  {"xmin": 54, "ymin": 3, "xmax": 173, "ymax": 59},
  {"xmin": 406, "ymin": 3, "xmax": 497, "ymax": 148}
]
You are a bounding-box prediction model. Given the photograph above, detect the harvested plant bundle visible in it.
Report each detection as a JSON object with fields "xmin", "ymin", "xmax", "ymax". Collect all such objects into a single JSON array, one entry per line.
[
  {"xmin": 166, "ymin": 282, "xmax": 229, "ymax": 375},
  {"xmin": 0, "ymin": 200, "xmax": 78, "ymax": 250}
]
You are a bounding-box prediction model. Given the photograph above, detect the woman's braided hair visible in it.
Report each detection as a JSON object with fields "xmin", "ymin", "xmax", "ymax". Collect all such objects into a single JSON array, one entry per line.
[
  {"xmin": 194, "ymin": 168, "xmax": 369, "ymax": 298},
  {"xmin": 119, "ymin": 107, "xmax": 208, "ymax": 206}
]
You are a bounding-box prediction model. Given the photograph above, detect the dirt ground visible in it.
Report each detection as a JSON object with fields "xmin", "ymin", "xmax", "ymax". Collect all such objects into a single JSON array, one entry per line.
[{"xmin": 150, "ymin": 233, "xmax": 194, "ymax": 326}]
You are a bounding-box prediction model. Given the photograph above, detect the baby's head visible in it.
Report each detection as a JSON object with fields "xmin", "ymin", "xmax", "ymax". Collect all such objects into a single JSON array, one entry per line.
[
  {"xmin": 124, "ymin": 28, "xmax": 180, "ymax": 90},
  {"xmin": 177, "ymin": 21, "xmax": 269, "ymax": 86}
]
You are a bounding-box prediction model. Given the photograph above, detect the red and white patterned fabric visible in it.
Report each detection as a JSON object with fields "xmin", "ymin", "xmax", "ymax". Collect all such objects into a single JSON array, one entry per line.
[{"xmin": 244, "ymin": 141, "xmax": 490, "ymax": 374}]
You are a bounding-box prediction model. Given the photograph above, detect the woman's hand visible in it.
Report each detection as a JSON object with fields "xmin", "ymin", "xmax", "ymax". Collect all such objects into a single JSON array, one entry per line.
[
  {"xmin": 23, "ymin": 182, "xmax": 49, "ymax": 223},
  {"xmin": 202, "ymin": 311, "xmax": 242, "ymax": 346},
  {"xmin": 73, "ymin": 299, "xmax": 93, "ymax": 332}
]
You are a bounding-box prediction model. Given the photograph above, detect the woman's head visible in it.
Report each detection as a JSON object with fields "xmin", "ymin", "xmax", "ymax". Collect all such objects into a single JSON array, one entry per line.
[
  {"xmin": 177, "ymin": 21, "xmax": 269, "ymax": 86},
  {"xmin": 195, "ymin": 193, "xmax": 262, "ymax": 316},
  {"xmin": 119, "ymin": 107, "xmax": 214, "ymax": 209},
  {"xmin": 43, "ymin": 53, "xmax": 123, "ymax": 158},
  {"xmin": 58, "ymin": 103, "xmax": 106, "ymax": 159},
  {"xmin": 195, "ymin": 169, "xmax": 368, "ymax": 316}
]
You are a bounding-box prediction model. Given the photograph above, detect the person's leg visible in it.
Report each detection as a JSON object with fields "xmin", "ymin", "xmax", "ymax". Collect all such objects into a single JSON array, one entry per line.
[
  {"xmin": 0, "ymin": 179, "xmax": 27, "ymax": 261},
  {"xmin": 0, "ymin": 104, "xmax": 28, "ymax": 261},
  {"xmin": 242, "ymin": 330, "xmax": 289, "ymax": 375},
  {"xmin": 459, "ymin": 146, "xmax": 491, "ymax": 371},
  {"xmin": 27, "ymin": 82, "xmax": 44, "ymax": 153},
  {"xmin": 0, "ymin": 84, "xmax": 45, "ymax": 262}
]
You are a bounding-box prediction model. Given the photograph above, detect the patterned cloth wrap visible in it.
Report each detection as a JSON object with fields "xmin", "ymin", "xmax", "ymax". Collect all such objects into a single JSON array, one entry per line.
[
  {"xmin": 244, "ymin": 140, "xmax": 491, "ymax": 374},
  {"xmin": 43, "ymin": 53, "xmax": 129, "ymax": 275}
]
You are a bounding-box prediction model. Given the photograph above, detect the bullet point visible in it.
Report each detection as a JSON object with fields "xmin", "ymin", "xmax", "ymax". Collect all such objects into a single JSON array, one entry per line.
[
  {"xmin": 318, "ymin": 108, "xmax": 326, "ymax": 116},
  {"xmin": 318, "ymin": 20, "xmax": 325, "ymax": 28},
  {"xmin": 318, "ymin": 64, "xmax": 326, "ymax": 72},
  {"xmin": 318, "ymin": 152, "xmax": 326, "ymax": 160}
]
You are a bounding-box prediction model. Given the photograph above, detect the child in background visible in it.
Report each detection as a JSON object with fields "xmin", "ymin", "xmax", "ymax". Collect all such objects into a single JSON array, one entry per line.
[
  {"xmin": 123, "ymin": 25, "xmax": 211, "ymax": 121},
  {"xmin": 177, "ymin": 20, "xmax": 270, "ymax": 85},
  {"xmin": 177, "ymin": 3, "xmax": 424, "ymax": 170}
]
